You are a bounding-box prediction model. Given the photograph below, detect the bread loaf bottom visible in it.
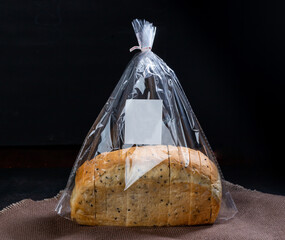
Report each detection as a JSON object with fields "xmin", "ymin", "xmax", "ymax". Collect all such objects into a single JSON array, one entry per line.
[{"xmin": 70, "ymin": 145, "xmax": 222, "ymax": 226}]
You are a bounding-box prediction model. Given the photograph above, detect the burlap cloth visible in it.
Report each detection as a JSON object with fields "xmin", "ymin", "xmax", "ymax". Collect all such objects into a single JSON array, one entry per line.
[{"xmin": 0, "ymin": 182, "xmax": 284, "ymax": 240}]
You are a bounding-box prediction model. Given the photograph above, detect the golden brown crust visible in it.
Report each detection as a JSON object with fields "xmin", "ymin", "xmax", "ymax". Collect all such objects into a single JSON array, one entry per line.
[
  {"xmin": 70, "ymin": 160, "xmax": 96, "ymax": 225},
  {"xmin": 70, "ymin": 145, "xmax": 222, "ymax": 226}
]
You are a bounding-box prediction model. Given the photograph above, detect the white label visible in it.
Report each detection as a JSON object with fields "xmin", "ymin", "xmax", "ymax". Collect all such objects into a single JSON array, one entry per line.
[{"xmin": 124, "ymin": 99, "xmax": 162, "ymax": 144}]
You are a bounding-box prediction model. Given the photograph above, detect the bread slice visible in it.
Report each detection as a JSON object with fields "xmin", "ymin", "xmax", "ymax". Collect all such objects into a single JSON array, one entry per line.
[
  {"xmin": 168, "ymin": 145, "xmax": 191, "ymax": 225},
  {"xmin": 70, "ymin": 145, "xmax": 222, "ymax": 226}
]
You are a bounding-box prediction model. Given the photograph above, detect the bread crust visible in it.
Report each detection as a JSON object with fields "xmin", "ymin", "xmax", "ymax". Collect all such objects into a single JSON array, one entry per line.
[{"xmin": 70, "ymin": 145, "xmax": 222, "ymax": 226}]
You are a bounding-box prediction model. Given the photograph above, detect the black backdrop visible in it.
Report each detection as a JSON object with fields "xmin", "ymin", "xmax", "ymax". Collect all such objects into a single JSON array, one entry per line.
[{"xmin": 1, "ymin": 1, "xmax": 284, "ymax": 188}]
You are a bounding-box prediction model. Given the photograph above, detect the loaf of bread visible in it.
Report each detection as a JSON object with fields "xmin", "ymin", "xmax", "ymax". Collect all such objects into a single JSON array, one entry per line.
[{"xmin": 70, "ymin": 145, "xmax": 222, "ymax": 226}]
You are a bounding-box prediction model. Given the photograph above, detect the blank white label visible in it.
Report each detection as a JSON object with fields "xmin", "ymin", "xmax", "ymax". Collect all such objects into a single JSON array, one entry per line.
[{"xmin": 124, "ymin": 99, "xmax": 162, "ymax": 144}]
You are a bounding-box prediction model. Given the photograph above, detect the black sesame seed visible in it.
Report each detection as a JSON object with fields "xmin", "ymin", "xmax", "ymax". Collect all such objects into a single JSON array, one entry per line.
[
  {"xmin": 119, "ymin": 182, "xmax": 122, "ymax": 185},
  {"xmin": 128, "ymin": 209, "xmax": 131, "ymax": 211},
  {"xmin": 115, "ymin": 217, "xmax": 117, "ymax": 220},
  {"xmin": 160, "ymin": 169, "xmax": 162, "ymax": 171}
]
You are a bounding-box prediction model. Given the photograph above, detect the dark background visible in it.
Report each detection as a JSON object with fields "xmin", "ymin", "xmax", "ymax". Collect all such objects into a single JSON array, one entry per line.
[{"xmin": 0, "ymin": 0, "xmax": 284, "ymax": 209}]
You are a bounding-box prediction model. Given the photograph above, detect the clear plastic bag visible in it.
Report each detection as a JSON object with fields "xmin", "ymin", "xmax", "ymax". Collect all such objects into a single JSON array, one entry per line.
[{"xmin": 55, "ymin": 19, "xmax": 237, "ymax": 226}]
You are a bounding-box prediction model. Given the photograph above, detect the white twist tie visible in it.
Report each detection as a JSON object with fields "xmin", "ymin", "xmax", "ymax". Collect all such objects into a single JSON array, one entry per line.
[{"xmin": 129, "ymin": 46, "xmax": 151, "ymax": 52}]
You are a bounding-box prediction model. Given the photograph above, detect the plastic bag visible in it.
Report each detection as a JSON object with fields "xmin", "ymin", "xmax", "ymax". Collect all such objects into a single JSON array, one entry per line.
[{"xmin": 55, "ymin": 19, "xmax": 237, "ymax": 226}]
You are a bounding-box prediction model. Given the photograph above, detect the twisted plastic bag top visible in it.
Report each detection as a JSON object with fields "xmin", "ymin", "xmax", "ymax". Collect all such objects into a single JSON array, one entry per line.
[
  {"xmin": 56, "ymin": 19, "xmax": 238, "ymax": 224},
  {"xmin": 130, "ymin": 19, "xmax": 156, "ymax": 51}
]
